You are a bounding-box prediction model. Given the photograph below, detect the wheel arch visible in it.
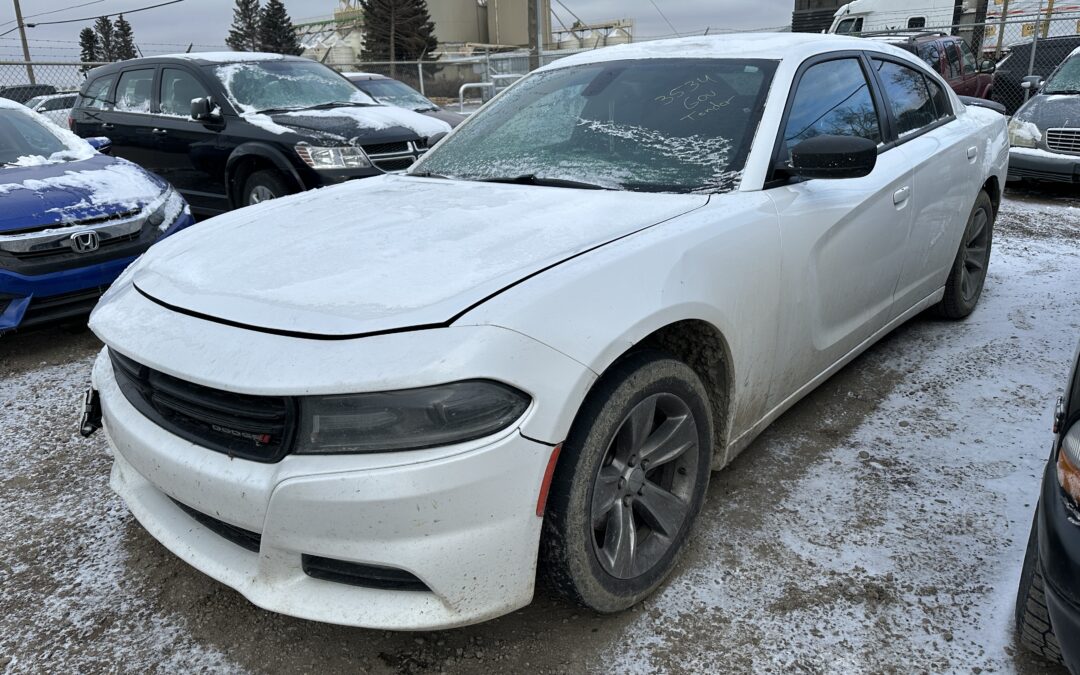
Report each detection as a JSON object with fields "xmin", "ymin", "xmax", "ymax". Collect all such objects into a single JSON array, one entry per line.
[
  {"xmin": 982, "ymin": 174, "xmax": 1001, "ymax": 217},
  {"xmin": 225, "ymin": 143, "xmax": 305, "ymax": 209}
]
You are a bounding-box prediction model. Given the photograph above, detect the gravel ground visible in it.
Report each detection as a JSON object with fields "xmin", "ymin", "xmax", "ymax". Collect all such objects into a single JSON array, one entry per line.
[{"xmin": 1, "ymin": 185, "xmax": 1079, "ymax": 674}]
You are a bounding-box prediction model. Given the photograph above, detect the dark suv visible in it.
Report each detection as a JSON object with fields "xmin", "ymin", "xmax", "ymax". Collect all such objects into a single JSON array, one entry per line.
[
  {"xmin": 869, "ymin": 33, "xmax": 995, "ymax": 99},
  {"xmin": 994, "ymin": 36, "xmax": 1080, "ymax": 115},
  {"xmin": 1016, "ymin": 340, "xmax": 1080, "ymax": 672},
  {"xmin": 69, "ymin": 53, "xmax": 451, "ymax": 216},
  {"xmin": 0, "ymin": 84, "xmax": 57, "ymax": 104}
]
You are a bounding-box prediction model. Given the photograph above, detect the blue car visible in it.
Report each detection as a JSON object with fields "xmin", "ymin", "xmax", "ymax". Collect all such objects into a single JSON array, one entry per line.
[{"xmin": 0, "ymin": 98, "xmax": 194, "ymax": 333}]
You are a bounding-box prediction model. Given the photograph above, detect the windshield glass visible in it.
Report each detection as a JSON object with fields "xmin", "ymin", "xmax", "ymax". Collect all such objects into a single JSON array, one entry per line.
[
  {"xmin": 413, "ymin": 59, "xmax": 777, "ymax": 194},
  {"xmin": 24, "ymin": 95, "xmax": 46, "ymax": 109},
  {"xmin": 212, "ymin": 60, "xmax": 376, "ymax": 113},
  {"xmin": 354, "ymin": 78, "xmax": 435, "ymax": 111},
  {"xmin": 1044, "ymin": 54, "xmax": 1080, "ymax": 93},
  {"xmin": 0, "ymin": 108, "xmax": 94, "ymax": 167}
]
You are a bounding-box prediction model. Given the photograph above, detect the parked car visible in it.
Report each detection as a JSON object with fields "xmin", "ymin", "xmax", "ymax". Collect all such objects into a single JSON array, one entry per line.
[
  {"xmin": 82, "ymin": 33, "xmax": 1008, "ymax": 630},
  {"xmin": 868, "ymin": 33, "xmax": 995, "ymax": 99},
  {"xmin": 0, "ymin": 98, "xmax": 194, "ymax": 334},
  {"xmin": 1016, "ymin": 339, "xmax": 1080, "ymax": 672},
  {"xmin": 23, "ymin": 91, "xmax": 78, "ymax": 126},
  {"xmin": 69, "ymin": 53, "xmax": 452, "ymax": 216},
  {"xmin": 343, "ymin": 72, "xmax": 467, "ymax": 127},
  {"xmin": 1008, "ymin": 46, "xmax": 1080, "ymax": 184},
  {"xmin": 0, "ymin": 83, "xmax": 57, "ymax": 104},
  {"xmin": 994, "ymin": 36, "xmax": 1080, "ymax": 115}
]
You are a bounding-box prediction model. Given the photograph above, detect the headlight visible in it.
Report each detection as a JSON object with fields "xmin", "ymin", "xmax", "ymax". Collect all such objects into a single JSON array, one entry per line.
[
  {"xmin": 1059, "ymin": 420, "xmax": 1080, "ymax": 504},
  {"xmin": 294, "ymin": 380, "xmax": 531, "ymax": 454},
  {"xmin": 146, "ymin": 186, "xmax": 186, "ymax": 231},
  {"xmin": 295, "ymin": 144, "xmax": 372, "ymax": 170},
  {"xmin": 1008, "ymin": 119, "xmax": 1041, "ymax": 149}
]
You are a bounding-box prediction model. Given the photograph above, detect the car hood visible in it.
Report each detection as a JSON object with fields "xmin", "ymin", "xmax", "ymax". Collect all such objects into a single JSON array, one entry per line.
[
  {"xmin": 421, "ymin": 108, "xmax": 467, "ymax": 128},
  {"xmin": 1015, "ymin": 93, "xmax": 1080, "ymax": 128},
  {"xmin": 130, "ymin": 175, "xmax": 709, "ymax": 337},
  {"xmin": 0, "ymin": 154, "xmax": 166, "ymax": 233},
  {"xmin": 266, "ymin": 105, "xmax": 452, "ymax": 144}
]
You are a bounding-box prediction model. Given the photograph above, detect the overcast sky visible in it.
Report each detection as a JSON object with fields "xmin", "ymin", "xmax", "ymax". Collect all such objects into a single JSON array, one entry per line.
[{"xmin": 0, "ymin": 0, "xmax": 794, "ymax": 60}]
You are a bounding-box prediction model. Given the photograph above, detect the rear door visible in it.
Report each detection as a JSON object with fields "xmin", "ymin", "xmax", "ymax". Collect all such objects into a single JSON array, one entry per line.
[
  {"xmin": 868, "ymin": 57, "xmax": 980, "ymax": 316},
  {"xmin": 765, "ymin": 53, "xmax": 914, "ymax": 404},
  {"xmin": 101, "ymin": 67, "xmax": 160, "ymax": 169}
]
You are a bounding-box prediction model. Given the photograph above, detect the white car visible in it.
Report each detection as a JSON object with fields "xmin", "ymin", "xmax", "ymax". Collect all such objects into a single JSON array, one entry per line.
[
  {"xmin": 85, "ymin": 33, "xmax": 1008, "ymax": 630},
  {"xmin": 23, "ymin": 92, "xmax": 78, "ymax": 126}
]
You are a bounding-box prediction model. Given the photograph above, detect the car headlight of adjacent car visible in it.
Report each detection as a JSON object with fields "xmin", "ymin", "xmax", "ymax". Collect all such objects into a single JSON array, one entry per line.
[
  {"xmin": 146, "ymin": 186, "xmax": 187, "ymax": 231},
  {"xmin": 295, "ymin": 143, "xmax": 372, "ymax": 170},
  {"xmin": 1008, "ymin": 119, "xmax": 1041, "ymax": 149},
  {"xmin": 1059, "ymin": 417, "xmax": 1080, "ymax": 505},
  {"xmin": 294, "ymin": 380, "xmax": 531, "ymax": 454}
]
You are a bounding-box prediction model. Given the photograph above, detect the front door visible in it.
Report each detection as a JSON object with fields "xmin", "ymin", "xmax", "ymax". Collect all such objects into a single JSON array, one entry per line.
[
  {"xmin": 766, "ymin": 55, "xmax": 913, "ymax": 406},
  {"xmin": 100, "ymin": 67, "xmax": 160, "ymax": 170}
]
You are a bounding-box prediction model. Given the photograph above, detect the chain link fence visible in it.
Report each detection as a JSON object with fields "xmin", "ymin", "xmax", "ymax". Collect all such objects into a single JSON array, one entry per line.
[{"xmin": 0, "ymin": 61, "xmax": 108, "ymax": 102}]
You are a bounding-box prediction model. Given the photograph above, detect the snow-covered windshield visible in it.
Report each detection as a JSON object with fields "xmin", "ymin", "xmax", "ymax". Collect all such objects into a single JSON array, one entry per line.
[
  {"xmin": 0, "ymin": 108, "xmax": 94, "ymax": 167},
  {"xmin": 211, "ymin": 60, "xmax": 376, "ymax": 114},
  {"xmin": 413, "ymin": 59, "xmax": 777, "ymax": 194},
  {"xmin": 353, "ymin": 78, "xmax": 435, "ymax": 111},
  {"xmin": 1044, "ymin": 54, "xmax": 1080, "ymax": 94}
]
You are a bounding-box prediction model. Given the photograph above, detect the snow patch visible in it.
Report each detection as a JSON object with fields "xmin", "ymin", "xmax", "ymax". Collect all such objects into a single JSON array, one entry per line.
[
  {"xmin": 0, "ymin": 160, "xmax": 164, "ymax": 218},
  {"xmin": 282, "ymin": 106, "xmax": 451, "ymax": 136}
]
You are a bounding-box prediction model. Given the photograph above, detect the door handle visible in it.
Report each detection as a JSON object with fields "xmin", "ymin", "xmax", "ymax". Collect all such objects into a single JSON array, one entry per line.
[
  {"xmin": 151, "ymin": 128, "xmax": 168, "ymax": 135},
  {"xmin": 101, "ymin": 123, "xmax": 115, "ymax": 130},
  {"xmin": 893, "ymin": 186, "xmax": 911, "ymax": 205},
  {"xmin": 967, "ymin": 146, "xmax": 978, "ymax": 160}
]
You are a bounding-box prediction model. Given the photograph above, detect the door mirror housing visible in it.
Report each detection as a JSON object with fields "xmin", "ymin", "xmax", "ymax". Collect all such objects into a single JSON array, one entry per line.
[
  {"xmin": 1021, "ymin": 75, "xmax": 1044, "ymax": 91},
  {"xmin": 789, "ymin": 135, "xmax": 877, "ymax": 180},
  {"xmin": 426, "ymin": 131, "xmax": 449, "ymax": 148},
  {"xmin": 190, "ymin": 96, "xmax": 219, "ymax": 121},
  {"xmin": 86, "ymin": 136, "xmax": 112, "ymax": 155},
  {"xmin": 979, "ymin": 59, "xmax": 997, "ymax": 74}
]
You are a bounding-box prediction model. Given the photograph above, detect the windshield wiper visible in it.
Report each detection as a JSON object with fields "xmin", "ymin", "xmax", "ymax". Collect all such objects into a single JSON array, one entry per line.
[
  {"xmin": 477, "ymin": 174, "xmax": 613, "ymax": 190},
  {"xmin": 410, "ymin": 171, "xmax": 450, "ymax": 179},
  {"xmin": 1043, "ymin": 89, "xmax": 1080, "ymax": 95},
  {"xmin": 303, "ymin": 101, "xmax": 374, "ymax": 110}
]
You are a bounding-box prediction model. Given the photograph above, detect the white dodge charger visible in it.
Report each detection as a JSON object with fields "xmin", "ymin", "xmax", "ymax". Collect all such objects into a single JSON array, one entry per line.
[{"xmin": 85, "ymin": 33, "xmax": 1008, "ymax": 629}]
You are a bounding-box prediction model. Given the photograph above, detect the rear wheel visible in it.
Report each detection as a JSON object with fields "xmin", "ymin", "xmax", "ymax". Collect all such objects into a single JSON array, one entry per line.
[
  {"xmin": 242, "ymin": 170, "xmax": 292, "ymax": 207},
  {"xmin": 540, "ymin": 351, "xmax": 713, "ymax": 613},
  {"xmin": 935, "ymin": 190, "xmax": 994, "ymax": 319},
  {"xmin": 1015, "ymin": 512, "xmax": 1065, "ymax": 666}
]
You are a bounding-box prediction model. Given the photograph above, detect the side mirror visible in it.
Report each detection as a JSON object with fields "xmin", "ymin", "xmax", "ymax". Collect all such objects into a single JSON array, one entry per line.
[
  {"xmin": 1021, "ymin": 75, "xmax": 1044, "ymax": 91},
  {"xmin": 190, "ymin": 96, "xmax": 218, "ymax": 121},
  {"xmin": 790, "ymin": 135, "xmax": 877, "ymax": 180},
  {"xmin": 86, "ymin": 136, "xmax": 112, "ymax": 155},
  {"xmin": 426, "ymin": 131, "xmax": 449, "ymax": 148},
  {"xmin": 979, "ymin": 59, "xmax": 997, "ymax": 74}
]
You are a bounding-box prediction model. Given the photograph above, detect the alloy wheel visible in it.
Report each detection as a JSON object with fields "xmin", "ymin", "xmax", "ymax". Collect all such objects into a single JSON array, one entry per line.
[
  {"xmin": 960, "ymin": 205, "xmax": 991, "ymax": 303},
  {"xmin": 249, "ymin": 185, "xmax": 277, "ymax": 204}
]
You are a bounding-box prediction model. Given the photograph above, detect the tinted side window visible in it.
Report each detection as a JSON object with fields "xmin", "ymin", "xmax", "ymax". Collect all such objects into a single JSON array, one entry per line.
[
  {"xmin": 919, "ymin": 43, "xmax": 942, "ymax": 72},
  {"xmin": 115, "ymin": 69, "xmax": 155, "ymax": 113},
  {"xmin": 925, "ymin": 77, "xmax": 951, "ymax": 119},
  {"xmin": 80, "ymin": 75, "xmax": 114, "ymax": 110},
  {"xmin": 958, "ymin": 41, "xmax": 977, "ymax": 75},
  {"xmin": 160, "ymin": 68, "xmax": 209, "ymax": 116},
  {"xmin": 873, "ymin": 59, "xmax": 938, "ymax": 135},
  {"xmin": 43, "ymin": 96, "xmax": 74, "ymax": 112},
  {"xmin": 946, "ymin": 44, "xmax": 962, "ymax": 79},
  {"xmin": 784, "ymin": 58, "xmax": 882, "ymax": 153}
]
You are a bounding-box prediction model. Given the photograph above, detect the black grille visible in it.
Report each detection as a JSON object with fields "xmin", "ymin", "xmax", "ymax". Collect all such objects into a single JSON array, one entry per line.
[
  {"xmin": 362, "ymin": 141, "xmax": 409, "ymax": 155},
  {"xmin": 172, "ymin": 499, "xmax": 262, "ymax": 552},
  {"xmin": 374, "ymin": 157, "xmax": 415, "ymax": 172},
  {"xmin": 302, "ymin": 555, "xmax": 430, "ymax": 591},
  {"xmin": 110, "ymin": 350, "xmax": 296, "ymax": 463}
]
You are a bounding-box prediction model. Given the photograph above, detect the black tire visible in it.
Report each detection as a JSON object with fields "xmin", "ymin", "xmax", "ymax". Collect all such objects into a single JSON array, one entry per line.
[
  {"xmin": 935, "ymin": 190, "xmax": 994, "ymax": 319},
  {"xmin": 540, "ymin": 350, "xmax": 713, "ymax": 613},
  {"xmin": 1016, "ymin": 512, "xmax": 1065, "ymax": 666},
  {"xmin": 242, "ymin": 169, "xmax": 292, "ymax": 207}
]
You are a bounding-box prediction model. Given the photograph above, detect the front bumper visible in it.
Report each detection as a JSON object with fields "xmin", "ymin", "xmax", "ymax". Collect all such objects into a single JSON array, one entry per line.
[
  {"xmin": 94, "ymin": 351, "xmax": 557, "ymax": 630},
  {"xmin": 1037, "ymin": 452, "xmax": 1080, "ymax": 672},
  {"xmin": 1008, "ymin": 148, "xmax": 1080, "ymax": 183}
]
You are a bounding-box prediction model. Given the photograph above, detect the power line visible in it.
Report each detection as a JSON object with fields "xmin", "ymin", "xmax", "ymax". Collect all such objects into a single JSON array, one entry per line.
[
  {"xmin": 0, "ymin": 0, "xmax": 104, "ymax": 27},
  {"xmin": 22, "ymin": 0, "xmax": 187, "ymax": 27},
  {"xmin": 645, "ymin": 0, "xmax": 680, "ymax": 37}
]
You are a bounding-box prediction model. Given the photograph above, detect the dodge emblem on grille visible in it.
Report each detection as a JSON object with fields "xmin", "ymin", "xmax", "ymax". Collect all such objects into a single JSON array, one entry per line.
[{"xmin": 69, "ymin": 230, "xmax": 101, "ymax": 253}]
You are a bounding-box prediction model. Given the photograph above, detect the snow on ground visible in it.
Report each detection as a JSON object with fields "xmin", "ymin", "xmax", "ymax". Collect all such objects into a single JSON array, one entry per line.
[{"xmin": 0, "ymin": 188, "xmax": 1077, "ymax": 673}]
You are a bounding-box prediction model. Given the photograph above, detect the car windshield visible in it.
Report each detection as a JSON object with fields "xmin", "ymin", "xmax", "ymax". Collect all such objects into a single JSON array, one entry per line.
[
  {"xmin": 211, "ymin": 60, "xmax": 376, "ymax": 113},
  {"xmin": 0, "ymin": 108, "xmax": 96, "ymax": 167},
  {"xmin": 24, "ymin": 95, "xmax": 46, "ymax": 109},
  {"xmin": 1044, "ymin": 54, "xmax": 1080, "ymax": 93},
  {"xmin": 413, "ymin": 58, "xmax": 777, "ymax": 194},
  {"xmin": 354, "ymin": 78, "xmax": 436, "ymax": 111}
]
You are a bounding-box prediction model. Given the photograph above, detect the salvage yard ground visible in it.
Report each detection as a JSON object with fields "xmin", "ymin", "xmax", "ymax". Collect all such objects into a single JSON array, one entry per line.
[{"xmin": 2, "ymin": 185, "xmax": 1079, "ymax": 674}]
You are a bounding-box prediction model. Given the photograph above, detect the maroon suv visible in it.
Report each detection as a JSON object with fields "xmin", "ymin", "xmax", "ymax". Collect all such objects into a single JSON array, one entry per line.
[{"xmin": 871, "ymin": 33, "xmax": 996, "ymax": 99}]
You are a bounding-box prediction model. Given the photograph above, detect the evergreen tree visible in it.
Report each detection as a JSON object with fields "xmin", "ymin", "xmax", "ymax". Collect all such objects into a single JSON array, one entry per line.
[
  {"xmin": 93, "ymin": 16, "xmax": 115, "ymax": 61},
  {"xmin": 78, "ymin": 27, "xmax": 100, "ymax": 72},
  {"xmin": 257, "ymin": 0, "xmax": 302, "ymax": 55},
  {"xmin": 360, "ymin": 0, "xmax": 439, "ymax": 76},
  {"xmin": 113, "ymin": 14, "xmax": 138, "ymax": 60},
  {"xmin": 226, "ymin": 0, "xmax": 262, "ymax": 52}
]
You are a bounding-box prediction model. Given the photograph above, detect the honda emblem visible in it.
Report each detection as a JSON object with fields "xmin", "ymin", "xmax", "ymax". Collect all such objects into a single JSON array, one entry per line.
[{"xmin": 70, "ymin": 231, "xmax": 100, "ymax": 253}]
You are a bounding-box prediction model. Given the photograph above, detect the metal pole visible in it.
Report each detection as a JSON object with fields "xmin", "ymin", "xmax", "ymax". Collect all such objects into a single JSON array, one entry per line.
[
  {"xmin": 1025, "ymin": 0, "xmax": 1042, "ymax": 103},
  {"xmin": 11, "ymin": 0, "xmax": 35, "ymax": 84},
  {"xmin": 1041, "ymin": 0, "xmax": 1055, "ymax": 38},
  {"xmin": 994, "ymin": 0, "xmax": 1009, "ymax": 60},
  {"xmin": 528, "ymin": 0, "xmax": 539, "ymax": 71},
  {"xmin": 417, "ymin": 61, "xmax": 424, "ymax": 96}
]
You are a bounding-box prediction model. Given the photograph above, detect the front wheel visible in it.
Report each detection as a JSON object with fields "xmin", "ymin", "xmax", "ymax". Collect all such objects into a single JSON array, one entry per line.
[
  {"xmin": 540, "ymin": 350, "xmax": 713, "ymax": 613},
  {"xmin": 242, "ymin": 169, "xmax": 292, "ymax": 207},
  {"xmin": 1015, "ymin": 512, "xmax": 1065, "ymax": 666},
  {"xmin": 935, "ymin": 190, "xmax": 994, "ymax": 319}
]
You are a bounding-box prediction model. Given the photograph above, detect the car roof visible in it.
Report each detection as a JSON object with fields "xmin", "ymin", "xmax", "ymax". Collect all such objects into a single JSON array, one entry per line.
[
  {"xmin": 537, "ymin": 32, "xmax": 918, "ymax": 72},
  {"xmin": 343, "ymin": 72, "xmax": 388, "ymax": 80},
  {"xmin": 84, "ymin": 51, "xmax": 307, "ymax": 77},
  {"xmin": 29, "ymin": 92, "xmax": 76, "ymax": 101}
]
